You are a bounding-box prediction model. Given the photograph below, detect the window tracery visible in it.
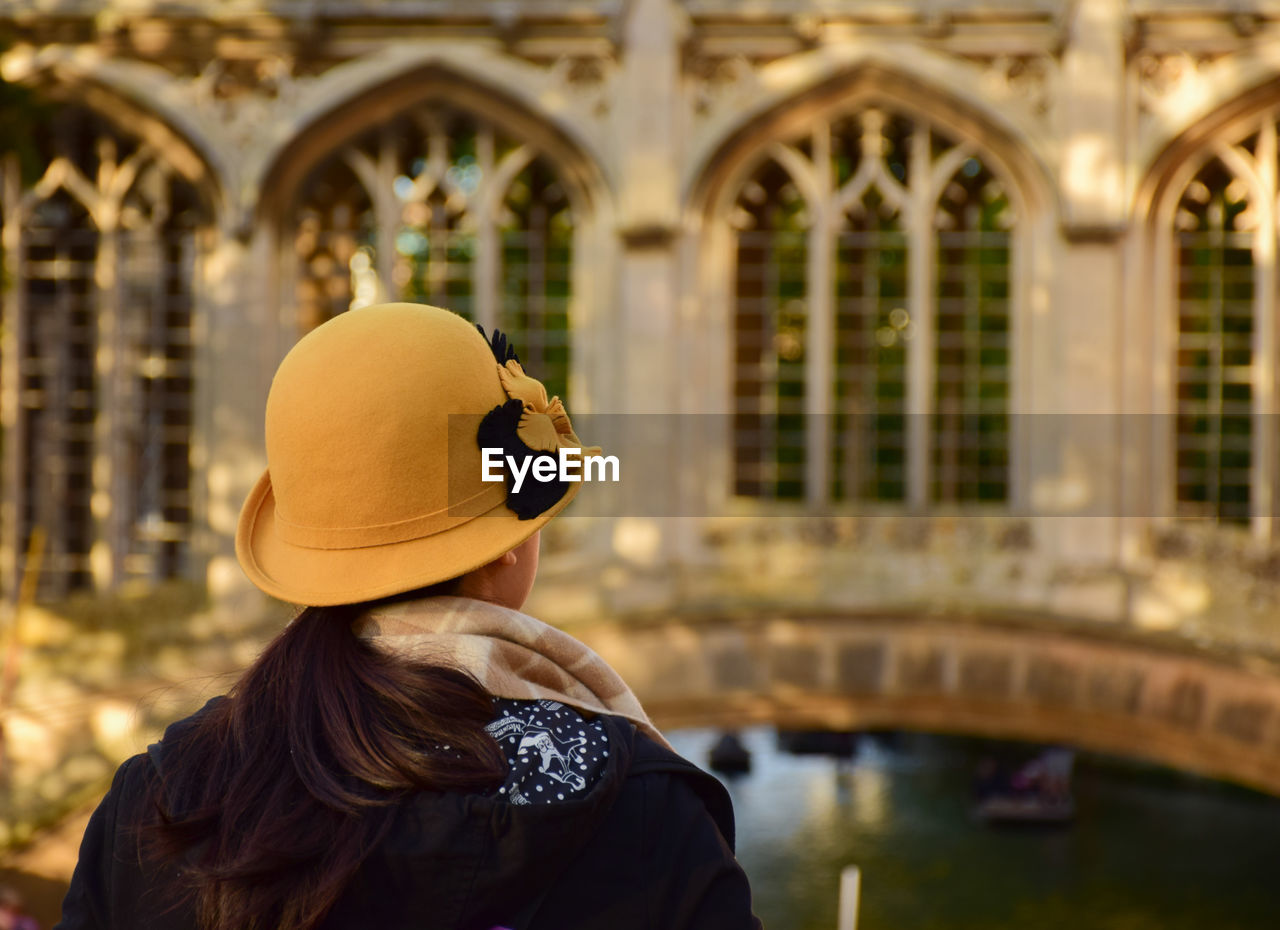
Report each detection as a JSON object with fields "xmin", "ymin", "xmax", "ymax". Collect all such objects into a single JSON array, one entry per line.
[{"xmin": 731, "ymin": 105, "xmax": 1014, "ymax": 507}]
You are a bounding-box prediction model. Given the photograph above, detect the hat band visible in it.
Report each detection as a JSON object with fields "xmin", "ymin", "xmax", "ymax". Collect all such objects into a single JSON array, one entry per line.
[{"xmin": 273, "ymin": 482, "xmax": 508, "ymax": 550}]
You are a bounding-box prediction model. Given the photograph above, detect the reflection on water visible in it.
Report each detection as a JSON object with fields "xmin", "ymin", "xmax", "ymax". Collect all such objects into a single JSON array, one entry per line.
[{"xmin": 667, "ymin": 728, "xmax": 1280, "ymax": 930}]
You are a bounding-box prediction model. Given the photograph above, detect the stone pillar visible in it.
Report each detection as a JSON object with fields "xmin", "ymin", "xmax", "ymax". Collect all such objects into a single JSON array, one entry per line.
[
  {"xmin": 603, "ymin": 0, "xmax": 686, "ymax": 610},
  {"xmin": 1058, "ymin": 0, "xmax": 1126, "ymax": 235},
  {"xmin": 1040, "ymin": 0, "xmax": 1127, "ymax": 577},
  {"xmin": 614, "ymin": 0, "xmax": 683, "ymax": 409},
  {"xmin": 193, "ymin": 221, "xmax": 277, "ymax": 604}
]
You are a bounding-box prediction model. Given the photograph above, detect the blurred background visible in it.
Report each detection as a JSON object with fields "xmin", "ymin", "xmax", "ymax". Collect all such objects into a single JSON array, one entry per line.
[{"xmin": 0, "ymin": 1, "xmax": 1278, "ymax": 927}]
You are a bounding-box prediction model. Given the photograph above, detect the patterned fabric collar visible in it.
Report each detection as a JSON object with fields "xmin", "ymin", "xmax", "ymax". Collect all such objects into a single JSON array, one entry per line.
[
  {"xmin": 354, "ymin": 595, "xmax": 669, "ymax": 749},
  {"xmin": 486, "ymin": 698, "xmax": 610, "ymax": 805}
]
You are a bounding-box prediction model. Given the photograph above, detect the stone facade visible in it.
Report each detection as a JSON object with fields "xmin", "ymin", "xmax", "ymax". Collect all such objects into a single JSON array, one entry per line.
[{"xmin": 1, "ymin": 1, "xmax": 1280, "ymax": 658}]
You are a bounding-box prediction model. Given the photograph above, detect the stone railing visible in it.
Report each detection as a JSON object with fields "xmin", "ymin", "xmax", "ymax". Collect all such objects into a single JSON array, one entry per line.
[{"xmin": 533, "ymin": 515, "xmax": 1280, "ymax": 663}]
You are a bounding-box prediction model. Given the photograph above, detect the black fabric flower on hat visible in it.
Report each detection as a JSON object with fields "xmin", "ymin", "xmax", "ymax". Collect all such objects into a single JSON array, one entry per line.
[
  {"xmin": 476, "ymin": 326, "xmax": 596, "ymax": 520},
  {"xmin": 479, "ymin": 324, "xmax": 520, "ymax": 366},
  {"xmin": 477, "ymin": 400, "xmax": 567, "ymax": 520}
]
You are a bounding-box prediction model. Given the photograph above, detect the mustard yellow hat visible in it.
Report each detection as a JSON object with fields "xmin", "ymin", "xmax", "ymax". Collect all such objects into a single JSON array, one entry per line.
[{"xmin": 236, "ymin": 302, "xmax": 591, "ymax": 605}]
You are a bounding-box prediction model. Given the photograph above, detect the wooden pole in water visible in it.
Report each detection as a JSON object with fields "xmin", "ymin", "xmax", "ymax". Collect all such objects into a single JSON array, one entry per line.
[{"xmin": 837, "ymin": 864, "xmax": 861, "ymax": 930}]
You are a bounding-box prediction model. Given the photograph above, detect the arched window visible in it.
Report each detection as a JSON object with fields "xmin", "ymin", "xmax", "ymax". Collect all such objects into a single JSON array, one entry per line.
[
  {"xmin": 7, "ymin": 106, "xmax": 208, "ymax": 595},
  {"xmin": 1172, "ymin": 141, "xmax": 1262, "ymax": 525},
  {"xmin": 731, "ymin": 106, "xmax": 1014, "ymax": 507},
  {"xmin": 290, "ymin": 106, "xmax": 574, "ymax": 400}
]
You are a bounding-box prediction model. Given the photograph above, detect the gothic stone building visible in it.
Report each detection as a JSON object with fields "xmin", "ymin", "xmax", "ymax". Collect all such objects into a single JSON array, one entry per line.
[{"xmin": 0, "ymin": 0, "xmax": 1278, "ymax": 652}]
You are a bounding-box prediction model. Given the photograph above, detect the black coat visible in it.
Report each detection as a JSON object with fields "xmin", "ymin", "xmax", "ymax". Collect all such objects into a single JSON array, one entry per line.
[{"xmin": 55, "ymin": 703, "xmax": 762, "ymax": 929}]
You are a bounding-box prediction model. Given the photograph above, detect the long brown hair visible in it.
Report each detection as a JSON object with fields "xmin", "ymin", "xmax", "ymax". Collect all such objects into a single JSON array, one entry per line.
[{"xmin": 144, "ymin": 603, "xmax": 506, "ymax": 930}]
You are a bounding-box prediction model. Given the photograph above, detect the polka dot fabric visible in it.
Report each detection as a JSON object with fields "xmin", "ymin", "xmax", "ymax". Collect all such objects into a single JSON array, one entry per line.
[{"xmin": 483, "ymin": 698, "xmax": 610, "ymax": 805}]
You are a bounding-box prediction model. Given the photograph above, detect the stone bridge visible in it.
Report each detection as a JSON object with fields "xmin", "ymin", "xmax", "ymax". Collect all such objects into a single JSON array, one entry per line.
[
  {"xmin": 4, "ymin": 590, "xmax": 1280, "ymax": 919},
  {"xmin": 571, "ymin": 612, "xmax": 1280, "ymax": 796}
]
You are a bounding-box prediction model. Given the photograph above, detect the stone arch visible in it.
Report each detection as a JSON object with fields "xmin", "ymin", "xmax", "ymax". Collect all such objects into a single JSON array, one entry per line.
[
  {"xmin": 0, "ymin": 46, "xmax": 225, "ymax": 222},
  {"xmin": 685, "ymin": 47, "xmax": 1053, "ymax": 218},
  {"xmin": 257, "ymin": 52, "xmax": 611, "ymax": 231},
  {"xmin": 1136, "ymin": 77, "xmax": 1280, "ymax": 234},
  {"xmin": 1136, "ymin": 54, "xmax": 1280, "ymax": 189}
]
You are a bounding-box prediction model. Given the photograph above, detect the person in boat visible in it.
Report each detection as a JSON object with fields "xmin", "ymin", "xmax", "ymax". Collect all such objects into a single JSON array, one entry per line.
[{"xmin": 1019, "ymin": 747, "xmax": 1075, "ymax": 803}]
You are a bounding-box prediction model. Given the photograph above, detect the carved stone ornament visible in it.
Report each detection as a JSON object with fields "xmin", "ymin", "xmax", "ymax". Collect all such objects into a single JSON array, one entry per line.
[
  {"xmin": 964, "ymin": 54, "xmax": 1055, "ymax": 118},
  {"xmin": 185, "ymin": 56, "xmax": 318, "ymax": 152},
  {"xmin": 1134, "ymin": 51, "xmax": 1226, "ymax": 116},
  {"xmin": 687, "ymin": 53, "xmax": 761, "ymax": 122},
  {"xmin": 546, "ymin": 54, "xmax": 617, "ymax": 118}
]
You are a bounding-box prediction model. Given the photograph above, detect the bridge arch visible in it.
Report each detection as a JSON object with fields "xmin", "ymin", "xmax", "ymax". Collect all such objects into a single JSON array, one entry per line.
[{"xmin": 578, "ymin": 613, "xmax": 1280, "ymax": 796}]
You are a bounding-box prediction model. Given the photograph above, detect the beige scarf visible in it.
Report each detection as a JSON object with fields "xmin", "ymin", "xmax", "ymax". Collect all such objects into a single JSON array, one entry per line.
[{"xmin": 354, "ymin": 595, "xmax": 670, "ymax": 749}]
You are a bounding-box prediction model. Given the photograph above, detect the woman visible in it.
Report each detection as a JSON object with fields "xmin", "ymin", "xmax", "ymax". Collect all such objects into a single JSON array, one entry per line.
[{"xmin": 55, "ymin": 304, "xmax": 761, "ymax": 930}]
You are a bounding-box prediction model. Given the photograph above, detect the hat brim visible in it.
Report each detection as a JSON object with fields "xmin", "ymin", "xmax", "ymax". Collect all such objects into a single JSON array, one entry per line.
[{"xmin": 235, "ymin": 470, "xmax": 582, "ymax": 606}]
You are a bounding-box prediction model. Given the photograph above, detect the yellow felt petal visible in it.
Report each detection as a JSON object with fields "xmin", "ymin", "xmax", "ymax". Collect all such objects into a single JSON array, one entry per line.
[
  {"xmin": 545, "ymin": 397, "xmax": 574, "ymax": 435},
  {"xmin": 517, "ymin": 412, "xmax": 562, "ymax": 452},
  {"xmin": 499, "ymin": 360, "xmax": 549, "ymax": 411}
]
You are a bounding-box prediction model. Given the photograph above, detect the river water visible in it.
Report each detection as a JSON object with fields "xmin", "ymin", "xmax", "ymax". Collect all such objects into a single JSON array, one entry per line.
[{"xmin": 666, "ymin": 727, "xmax": 1280, "ymax": 930}]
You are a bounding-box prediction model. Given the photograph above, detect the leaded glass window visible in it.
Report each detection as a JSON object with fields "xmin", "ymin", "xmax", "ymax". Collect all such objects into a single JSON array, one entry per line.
[
  {"xmin": 731, "ymin": 106, "xmax": 1014, "ymax": 508},
  {"xmin": 934, "ymin": 154, "xmax": 1012, "ymax": 503},
  {"xmin": 1174, "ymin": 155, "xmax": 1256, "ymax": 523},
  {"xmin": 291, "ymin": 107, "xmax": 573, "ymax": 401},
  {"xmin": 5, "ymin": 107, "xmax": 207, "ymax": 595}
]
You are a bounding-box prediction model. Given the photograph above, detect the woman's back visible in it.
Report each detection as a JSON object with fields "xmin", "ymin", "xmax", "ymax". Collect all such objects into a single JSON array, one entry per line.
[
  {"xmin": 59, "ymin": 699, "xmax": 755, "ymax": 930},
  {"xmin": 55, "ymin": 304, "xmax": 760, "ymax": 929}
]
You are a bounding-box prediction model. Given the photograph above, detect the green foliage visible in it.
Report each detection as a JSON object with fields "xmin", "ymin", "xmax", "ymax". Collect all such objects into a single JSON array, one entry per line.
[
  {"xmin": 0, "ymin": 62, "xmax": 51, "ymax": 186},
  {"xmin": 0, "ymin": 49, "xmax": 52, "ymax": 296}
]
